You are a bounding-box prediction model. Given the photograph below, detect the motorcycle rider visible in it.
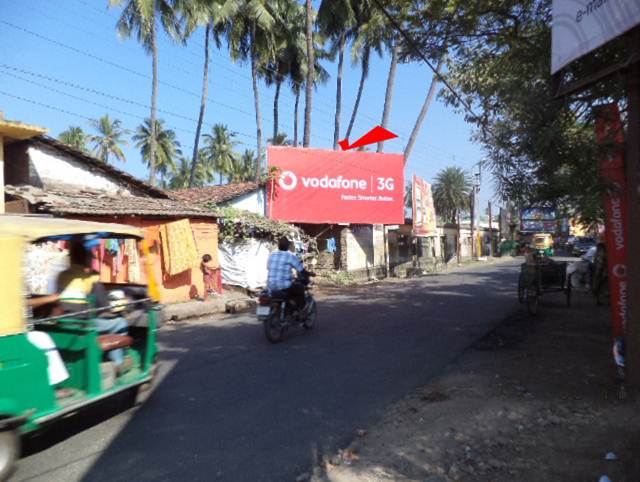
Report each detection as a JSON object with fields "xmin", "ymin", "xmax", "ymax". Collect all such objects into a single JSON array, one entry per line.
[{"xmin": 267, "ymin": 237, "xmax": 306, "ymax": 312}]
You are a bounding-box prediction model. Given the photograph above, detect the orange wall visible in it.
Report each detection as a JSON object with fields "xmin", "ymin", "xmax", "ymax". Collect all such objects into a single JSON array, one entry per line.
[{"xmin": 69, "ymin": 215, "xmax": 219, "ymax": 303}]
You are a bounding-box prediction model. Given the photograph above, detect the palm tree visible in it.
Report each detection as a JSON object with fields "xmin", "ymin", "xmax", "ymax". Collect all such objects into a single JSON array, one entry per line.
[
  {"xmin": 59, "ymin": 126, "xmax": 89, "ymax": 152},
  {"xmin": 133, "ymin": 118, "xmax": 181, "ymax": 186},
  {"xmin": 287, "ymin": 20, "xmax": 329, "ymax": 147},
  {"xmin": 377, "ymin": 35, "xmax": 399, "ymax": 153},
  {"xmin": 317, "ymin": 0, "xmax": 355, "ymax": 149},
  {"xmin": 402, "ymin": 3, "xmax": 454, "ymax": 163},
  {"xmin": 228, "ymin": 149, "xmax": 256, "ymax": 182},
  {"xmin": 167, "ymin": 153, "xmax": 213, "ymax": 188},
  {"xmin": 433, "ymin": 167, "xmax": 472, "ymax": 262},
  {"xmin": 177, "ymin": 0, "xmax": 238, "ymax": 187},
  {"xmin": 344, "ymin": 4, "xmax": 385, "ymax": 142},
  {"xmin": 303, "ymin": 0, "xmax": 314, "ymax": 147},
  {"xmin": 89, "ymin": 115, "xmax": 129, "ymax": 163},
  {"xmin": 262, "ymin": 0, "xmax": 304, "ymax": 145},
  {"xmin": 404, "ymin": 56, "xmax": 445, "ymax": 162},
  {"xmin": 109, "ymin": 0, "xmax": 181, "ymax": 185},
  {"xmin": 166, "ymin": 156, "xmax": 191, "ymax": 189},
  {"xmin": 433, "ymin": 167, "xmax": 472, "ymax": 223},
  {"xmin": 268, "ymin": 132, "xmax": 291, "ymax": 146},
  {"xmin": 202, "ymin": 124, "xmax": 240, "ymax": 184},
  {"xmin": 226, "ymin": 0, "xmax": 277, "ymax": 181}
]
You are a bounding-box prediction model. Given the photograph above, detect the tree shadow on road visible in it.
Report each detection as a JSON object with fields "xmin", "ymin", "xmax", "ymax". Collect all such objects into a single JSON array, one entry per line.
[{"xmin": 25, "ymin": 261, "xmax": 525, "ymax": 482}]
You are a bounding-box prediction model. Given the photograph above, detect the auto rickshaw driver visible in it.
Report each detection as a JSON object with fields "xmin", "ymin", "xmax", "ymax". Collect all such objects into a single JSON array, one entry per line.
[
  {"xmin": 55, "ymin": 239, "xmax": 133, "ymax": 374},
  {"xmin": 24, "ymin": 238, "xmax": 134, "ymax": 377}
]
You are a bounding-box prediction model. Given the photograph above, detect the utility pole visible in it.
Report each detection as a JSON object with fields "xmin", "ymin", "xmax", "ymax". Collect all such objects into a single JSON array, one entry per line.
[
  {"xmin": 469, "ymin": 191, "xmax": 475, "ymax": 259},
  {"xmin": 488, "ymin": 201, "xmax": 494, "ymax": 257},
  {"xmin": 456, "ymin": 210, "xmax": 461, "ymax": 265},
  {"xmin": 470, "ymin": 166, "xmax": 481, "ymax": 259},
  {"xmin": 625, "ymin": 29, "xmax": 640, "ymax": 388}
]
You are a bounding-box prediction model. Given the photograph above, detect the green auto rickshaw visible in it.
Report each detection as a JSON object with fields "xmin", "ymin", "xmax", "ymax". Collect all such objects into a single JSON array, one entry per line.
[{"xmin": 0, "ymin": 215, "xmax": 162, "ymax": 479}]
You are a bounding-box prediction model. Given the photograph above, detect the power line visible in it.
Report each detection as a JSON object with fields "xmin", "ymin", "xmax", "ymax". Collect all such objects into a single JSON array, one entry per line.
[
  {"xmin": 37, "ymin": 0, "xmax": 403, "ymax": 141},
  {"xmin": 0, "ymin": 89, "xmax": 199, "ymax": 157},
  {"xmin": 370, "ymin": 0, "xmax": 486, "ymax": 133},
  {"xmin": 2, "ymin": 17, "xmax": 338, "ymax": 144},
  {"xmin": 3, "ymin": 11, "xmax": 464, "ymax": 161},
  {"xmin": 18, "ymin": 1, "xmax": 343, "ymax": 134}
]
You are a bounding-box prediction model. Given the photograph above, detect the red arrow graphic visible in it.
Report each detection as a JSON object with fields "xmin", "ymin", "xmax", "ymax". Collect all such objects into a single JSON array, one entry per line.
[{"xmin": 339, "ymin": 126, "xmax": 398, "ymax": 151}]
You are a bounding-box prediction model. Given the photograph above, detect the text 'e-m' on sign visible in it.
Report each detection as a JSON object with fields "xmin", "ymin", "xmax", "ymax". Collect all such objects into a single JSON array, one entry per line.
[{"xmin": 551, "ymin": 0, "xmax": 640, "ymax": 73}]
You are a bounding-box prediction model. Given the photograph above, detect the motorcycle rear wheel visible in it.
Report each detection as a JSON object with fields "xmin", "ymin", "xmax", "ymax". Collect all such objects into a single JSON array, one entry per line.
[{"xmin": 264, "ymin": 316, "xmax": 284, "ymax": 343}]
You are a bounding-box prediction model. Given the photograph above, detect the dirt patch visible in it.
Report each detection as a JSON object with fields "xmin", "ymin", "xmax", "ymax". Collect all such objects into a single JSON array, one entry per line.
[{"xmin": 307, "ymin": 292, "xmax": 640, "ymax": 482}]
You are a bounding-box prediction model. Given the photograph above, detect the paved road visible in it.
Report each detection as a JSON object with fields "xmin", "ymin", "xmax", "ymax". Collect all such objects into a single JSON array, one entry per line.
[{"xmin": 13, "ymin": 259, "xmax": 523, "ymax": 482}]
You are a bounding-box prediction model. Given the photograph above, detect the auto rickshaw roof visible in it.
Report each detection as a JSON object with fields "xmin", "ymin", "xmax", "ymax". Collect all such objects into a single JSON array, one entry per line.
[{"xmin": 0, "ymin": 215, "xmax": 143, "ymax": 241}]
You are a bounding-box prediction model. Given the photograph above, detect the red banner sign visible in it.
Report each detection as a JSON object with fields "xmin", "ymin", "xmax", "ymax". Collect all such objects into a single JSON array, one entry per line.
[
  {"xmin": 596, "ymin": 103, "xmax": 629, "ymax": 339},
  {"xmin": 267, "ymin": 147, "xmax": 404, "ymax": 224},
  {"xmin": 412, "ymin": 175, "xmax": 437, "ymax": 236}
]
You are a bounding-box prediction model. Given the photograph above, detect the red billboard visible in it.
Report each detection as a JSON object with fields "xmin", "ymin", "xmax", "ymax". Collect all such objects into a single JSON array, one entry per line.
[
  {"xmin": 596, "ymin": 103, "xmax": 629, "ymax": 341},
  {"xmin": 412, "ymin": 175, "xmax": 437, "ymax": 237},
  {"xmin": 267, "ymin": 147, "xmax": 404, "ymax": 224}
]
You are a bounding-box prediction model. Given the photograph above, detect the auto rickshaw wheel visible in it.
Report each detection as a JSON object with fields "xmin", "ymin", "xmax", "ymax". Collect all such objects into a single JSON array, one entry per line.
[
  {"xmin": 0, "ymin": 429, "xmax": 19, "ymax": 481},
  {"xmin": 130, "ymin": 360, "xmax": 158, "ymax": 406}
]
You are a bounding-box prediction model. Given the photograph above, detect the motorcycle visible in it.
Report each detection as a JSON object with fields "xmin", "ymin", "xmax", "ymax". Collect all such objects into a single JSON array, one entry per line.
[{"xmin": 256, "ymin": 271, "xmax": 317, "ymax": 343}]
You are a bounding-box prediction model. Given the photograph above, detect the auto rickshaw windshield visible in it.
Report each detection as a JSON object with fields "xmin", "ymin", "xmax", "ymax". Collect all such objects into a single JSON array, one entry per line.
[{"xmin": 0, "ymin": 216, "xmax": 158, "ymax": 337}]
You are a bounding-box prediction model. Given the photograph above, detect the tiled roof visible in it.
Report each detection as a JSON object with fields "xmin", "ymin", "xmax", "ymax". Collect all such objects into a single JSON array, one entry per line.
[
  {"xmin": 30, "ymin": 136, "xmax": 167, "ymax": 198},
  {"xmin": 5, "ymin": 185, "xmax": 219, "ymax": 219},
  {"xmin": 169, "ymin": 182, "xmax": 261, "ymax": 205}
]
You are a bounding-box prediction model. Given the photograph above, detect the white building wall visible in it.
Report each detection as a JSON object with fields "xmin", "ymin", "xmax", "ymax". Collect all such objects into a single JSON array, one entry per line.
[
  {"xmin": 372, "ymin": 224, "xmax": 385, "ymax": 267},
  {"xmin": 225, "ymin": 189, "xmax": 265, "ymax": 215},
  {"xmin": 346, "ymin": 225, "xmax": 374, "ymax": 271},
  {"xmin": 28, "ymin": 145, "xmax": 139, "ymax": 195}
]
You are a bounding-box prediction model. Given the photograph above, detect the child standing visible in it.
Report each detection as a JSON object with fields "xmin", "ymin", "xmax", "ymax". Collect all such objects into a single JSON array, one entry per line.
[{"xmin": 201, "ymin": 254, "xmax": 216, "ymax": 298}]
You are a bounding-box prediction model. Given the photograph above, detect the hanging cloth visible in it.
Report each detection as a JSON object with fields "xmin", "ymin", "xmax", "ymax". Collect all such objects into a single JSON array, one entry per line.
[
  {"xmin": 326, "ymin": 237, "xmax": 337, "ymax": 253},
  {"xmin": 159, "ymin": 219, "xmax": 200, "ymax": 276},
  {"xmin": 125, "ymin": 239, "xmax": 141, "ymax": 282}
]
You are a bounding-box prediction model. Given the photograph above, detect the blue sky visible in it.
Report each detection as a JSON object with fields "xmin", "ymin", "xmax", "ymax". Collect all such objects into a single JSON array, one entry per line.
[{"xmin": 0, "ymin": 0, "xmax": 495, "ymax": 209}]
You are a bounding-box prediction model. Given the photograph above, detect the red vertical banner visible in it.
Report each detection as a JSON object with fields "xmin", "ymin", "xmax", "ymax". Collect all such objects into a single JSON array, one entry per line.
[{"xmin": 595, "ymin": 103, "xmax": 629, "ymax": 340}]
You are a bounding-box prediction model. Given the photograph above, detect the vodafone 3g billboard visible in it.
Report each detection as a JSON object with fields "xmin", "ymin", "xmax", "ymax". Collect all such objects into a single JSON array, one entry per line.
[{"xmin": 267, "ymin": 146, "xmax": 404, "ymax": 224}]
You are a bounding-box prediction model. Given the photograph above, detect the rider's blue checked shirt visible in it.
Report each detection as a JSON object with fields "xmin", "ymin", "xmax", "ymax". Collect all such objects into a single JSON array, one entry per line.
[{"xmin": 267, "ymin": 250, "xmax": 304, "ymax": 291}]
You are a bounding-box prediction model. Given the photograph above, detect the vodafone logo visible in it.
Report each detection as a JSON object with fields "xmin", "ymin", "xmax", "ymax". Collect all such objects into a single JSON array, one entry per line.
[{"xmin": 278, "ymin": 171, "xmax": 298, "ymax": 191}]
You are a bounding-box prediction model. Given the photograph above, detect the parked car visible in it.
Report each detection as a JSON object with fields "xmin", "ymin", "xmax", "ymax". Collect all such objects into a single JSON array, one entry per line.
[{"xmin": 572, "ymin": 237, "xmax": 596, "ymax": 256}]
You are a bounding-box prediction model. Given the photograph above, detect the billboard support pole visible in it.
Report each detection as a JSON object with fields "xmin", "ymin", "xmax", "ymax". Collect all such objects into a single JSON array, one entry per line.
[{"xmin": 625, "ymin": 30, "xmax": 640, "ymax": 388}]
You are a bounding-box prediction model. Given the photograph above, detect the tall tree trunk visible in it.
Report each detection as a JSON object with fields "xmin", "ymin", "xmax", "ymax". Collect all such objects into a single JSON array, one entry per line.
[
  {"xmin": 333, "ymin": 32, "xmax": 345, "ymax": 149},
  {"xmin": 149, "ymin": 11, "xmax": 158, "ymax": 186},
  {"xmin": 189, "ymin": 23, "xmax": 211, "ymax": 188},
  {"xmin": 273, "ymin": 77, "xmax": 281, "ymax": 143},
  {"xmin": 377, "ymin": 42, "xmax": 399, "ymax": 153},
  {"xmin": 293, "ymin": 86, "xmax": 300, "ymax": 147},
  {"xmin": 403, "ymin": 56, "xmax": 445, "ymax": 163},
  {"xmin": 345, "ymin": 47, "xmax": 370, "ymax": 141},
  {"xmin": 303, "ymin": 0, "xmax": 314, "ymax": 147},
  {"xmin": 250, "ymin": 33, "xmax": 263, "ymax": 181}
]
